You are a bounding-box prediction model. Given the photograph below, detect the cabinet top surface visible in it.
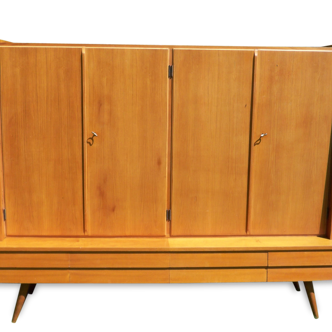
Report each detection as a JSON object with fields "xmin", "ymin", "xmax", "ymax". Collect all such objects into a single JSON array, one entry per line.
[
  {"xmin": 0, "ymin": 236, "xmax": 332, "ymax": 252},
  {"xmin": 0, "ymin": 40, "xmax": 331, "ymax": 51}
]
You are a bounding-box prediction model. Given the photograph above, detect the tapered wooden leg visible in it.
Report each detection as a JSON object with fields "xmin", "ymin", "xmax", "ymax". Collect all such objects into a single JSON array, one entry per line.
[
  {"xmin": 12, "ymin": 284, "xmax": 34, "ymax": 323},
  {"xmin": 304, "ymin": 281, "xmax": 319, "ymax": 319},
  {"xmin": 293, "ymin": 282, "xmax": 300, "ymax": 291}
]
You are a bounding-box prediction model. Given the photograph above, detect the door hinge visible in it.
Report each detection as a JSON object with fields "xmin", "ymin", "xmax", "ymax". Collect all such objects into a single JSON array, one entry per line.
[
  {"xmin": 168, "ymin": 65, "xmax": 173, "ymax": 79},
  {"xmin": 166, "ymin": 209, "xmax": 171, "ymax": 221},
  {"xmin": 3, "ymin": 209, "xmax": 6, "ymax": 221}
]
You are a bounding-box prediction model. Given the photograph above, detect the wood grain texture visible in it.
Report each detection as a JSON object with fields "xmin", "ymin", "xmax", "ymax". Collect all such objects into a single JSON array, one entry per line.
[
  {"xmin": 171, "ymin": 49, "xmax": 254, "ymax": 236},
  {"xmin": 85, "ymin": 48, "xmax": 169, "ymax": 236},
  {"xmin": 167, "ymin": 236, "xmax": 332, "ymax": 252},
  {"xmin": 70, "ymin": 253, "xmax": 169, "ymax": 268},
  {"xmin": 170, "ymin": 252, "xmax": 267, "ymax": 267},
  {"xmin": 0, "ymin": 269, "xmax": 169, "ymax": 283},
  {"xmin": 0, "ymin": 253, "xmax": 70, "ymax": 267},
  {"xmin": 170, "ymin": 268, "xmax": 266, "ymax": 283},
  {"xmin": 0, "ymin": 252, "xmax": 168, "ymax": 268},
  {"xmin": 69, "ymin": 269, "xmax": 169, "ymax": 283},
  {"xmin": 0, "ymin": 47, "xmax": 84, "ymax": 236},
  {"xmin": 0, "ymin": 237, "xmax": 169, "ymax": 251},
  {"xmin": 0, "ymin": 270, "xmax": 70, "ymax": 283},
  {"xmin": 248, "ymin": 50, "xmax": 332, "ymax": 235},
  {"xmin": 2, "ymin": 236, "xmax": 332, "ymax": 252},
  {"xmin": 269, "ymin": 251, "xmax": 332, "ymax": 266},
  {"xmin": 268, "ymin": 267, "xmax": 332, "ymax": 281}
]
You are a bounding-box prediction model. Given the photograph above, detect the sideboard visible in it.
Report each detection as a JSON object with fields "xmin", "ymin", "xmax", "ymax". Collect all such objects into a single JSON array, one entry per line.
[{"xmin": 1, "ymin": 38, "xmax": 332, "ymax": 322}]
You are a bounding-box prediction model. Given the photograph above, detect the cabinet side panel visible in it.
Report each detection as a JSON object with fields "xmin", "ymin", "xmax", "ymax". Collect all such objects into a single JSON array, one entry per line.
[
  {"xmin": 0, "ymin": 47, "xmax": 84, "ymax": 236},
  {"xmin": 171, "ymin": 49, "xmax": 254, "ymax": 236},
  {"xmin": 326, "ymin": 139, "xmax": 332, "ymax": 238},
  {"xmin": 0, "ymin": 62, "xmax": 6, "ymax": 240}
]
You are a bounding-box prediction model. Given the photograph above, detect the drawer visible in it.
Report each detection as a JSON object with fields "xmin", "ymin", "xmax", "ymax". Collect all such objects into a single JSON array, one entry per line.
[
  {"xmin": 171, "ymin": 269, "xmax": 267, "ymax": 283},
  {"xmin": 268, "ymin": 267, "xmax": 332, "ymax": 281},
  {"xmin": 0, "ymin": 253, "xmax": 169, "ymax": 268},
  {"xmin": 70, "ymin": 253, "xmax": 169, "ymax": 268},
  {"xmin": 269, "ymin": 251, "xmax": 332, "ymax": 267},
  {"xmin": 170, "ymin": 252, "xmax": 267, "ymax": 268},
  {"xmin": 0, "ymin": 253, "xmax": 70, "ymax": 268}
]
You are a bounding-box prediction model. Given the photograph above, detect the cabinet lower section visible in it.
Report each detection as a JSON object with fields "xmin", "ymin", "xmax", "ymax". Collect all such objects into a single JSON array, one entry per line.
[{"xmin": 0, "ymin": 237, "xmax": 332, "ymax": 284}]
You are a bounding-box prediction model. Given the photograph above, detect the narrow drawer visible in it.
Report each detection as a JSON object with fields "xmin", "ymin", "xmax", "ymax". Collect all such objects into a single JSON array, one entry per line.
[
  {"xmin": 170, "ymin": 252, "xmax": 267, "ymax": 268},
  {"xmin": 269, "ymin": 251, "xmax": 332, "ymax": 267},
  {"xmin": 171, "ymin": 269, "xmax": 267, "ymax": 283},
  {"xmin": 70, "ymin": 253, "xmax": 169, "ymax": 268},
  {"xmin": 0, "ymin": 253, "xmax": 70, "ymax": 268},
  {"xmin": 268, "ymin": 267, "xmax": 332, "ymax": 281}
]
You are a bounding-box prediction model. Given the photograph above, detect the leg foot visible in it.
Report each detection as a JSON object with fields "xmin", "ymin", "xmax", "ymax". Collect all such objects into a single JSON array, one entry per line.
[
  {"xmin": 304, "ymin": 281, "xmax": 319, "ymax": 319},
  {"xmin": 9, "ymin": 316, "xmax": 18, "ymax": 325},
  {"xmin": 9, "ymin": 284, "xmax": 30, "ymax": 325},
  {"xmin": 293, "ymin": 281, "xmax": 301, "ymax": 292}
]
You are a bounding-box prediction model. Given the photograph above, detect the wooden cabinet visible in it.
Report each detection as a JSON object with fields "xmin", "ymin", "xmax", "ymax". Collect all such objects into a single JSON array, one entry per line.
[
  {"xmin": 1, "ymin": 40, "xmax": 332, "ymax": 321},
  {"xmin": 4, "ymin": 47, "xmax": 331, "ymax": 238}
]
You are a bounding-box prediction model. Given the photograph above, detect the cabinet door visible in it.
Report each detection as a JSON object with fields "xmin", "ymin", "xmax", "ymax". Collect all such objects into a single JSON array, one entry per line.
[
  {"xmin": 0, "ymin": 47, "xmax": 84, "ymax": 236},
  {"xmin": 85, "ymin": 48, "xmax": 169, "ymax": 236},
  {"xmin": 171, "ymin": 49, "xmax": 254, "ymax": 236},
  {"xmin": 248, "ymin": 50, "xmax": 332, "ymax": 235}
]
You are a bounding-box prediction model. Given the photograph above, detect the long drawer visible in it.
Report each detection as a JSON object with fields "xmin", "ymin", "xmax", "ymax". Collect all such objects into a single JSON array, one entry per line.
[{"xmin": 269, "ymin": 251, "xmax": 332, "ymax": 267}]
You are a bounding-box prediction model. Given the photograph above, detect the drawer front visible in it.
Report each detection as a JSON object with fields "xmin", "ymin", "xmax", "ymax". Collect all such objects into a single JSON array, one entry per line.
[
  {"xmin": 268, "ymin": 267, "xmax": 332, "ymax": 281},
  {"xmin": 0, "ymin": 253, "xmax": 70, "ymax": 268},
  {"xmin": 170, "ymin": 252, "xmax": 267, "ymax": 268},
  {"xmin": 0, "ymin": 253, "xmax": 169, "ymax": 268},
  {"xmin": 0, "ymin": 269, "xmax": 169, "ymax": 283},
  {"xmin": 269, "ymin": 251, "xmax": 332, "ymax": 267},
  {"xmin": 70, "ymin": 253, "xmax": 169, "ymax": 268},
  {"xmin": 0, "ymin": 270, "xmax": 70, "ymax": 283},
  {"xmin": 171, "ymin": 269, "xmax": 267, "ymax": 283}
]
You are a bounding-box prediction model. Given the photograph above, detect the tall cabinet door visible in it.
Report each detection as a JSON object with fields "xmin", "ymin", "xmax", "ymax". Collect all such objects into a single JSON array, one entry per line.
[
  {"xmin": 171, "ymin": 49, "xmax": 254, "ymax": 236},
  {"xmin": 85, "ymin": 48, "xmax": 169, "ymax": 236},
  {"xmin": 0, "ymin": 47, "xmax": 84, "ymax": 236},
  {"xmin": 248, "ymin": 50, "xmax": 332, "ymax": 235}
]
